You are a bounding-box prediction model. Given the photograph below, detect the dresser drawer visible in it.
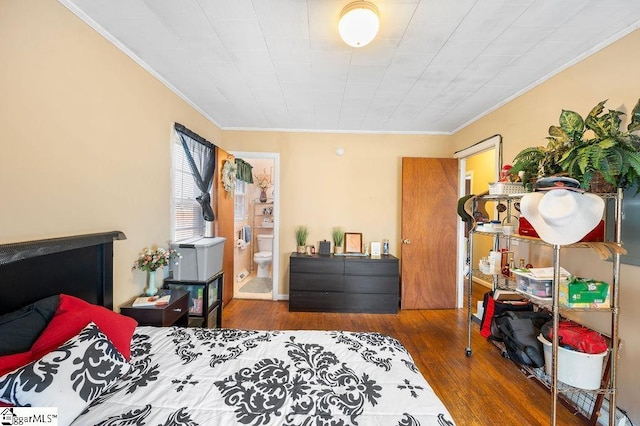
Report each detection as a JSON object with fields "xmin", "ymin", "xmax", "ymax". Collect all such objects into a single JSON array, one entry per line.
[
  {"xmin": 162, "ymin": 294, "xmax": 189, "ymax": 325},
  {"xmin": 343, "ymin": 293, "xmax": 398, "ymax": 313},
  {"xmin": 344, "ymin": 258, "xmax": 398, "ymax": 276},
  {"xmin": 289, "ymin": 291, "xmax": 343, "ymax": 312},
  {"xmin": 120, "ymin": 290, "xmax": 189, "ymax": 327},
  {"xmin": 290, "ymin": 273, "xmax": 343, "ymax": 292},
  {"xmin": 290, "ymin": 256, "xmax": 344, "ymax": 274},
  {"xmin": 344, "ymin": 275, "xmax": 398, "ymax": 294}
]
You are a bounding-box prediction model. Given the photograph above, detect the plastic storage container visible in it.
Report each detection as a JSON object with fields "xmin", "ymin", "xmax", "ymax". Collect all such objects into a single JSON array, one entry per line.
[
  {"xmin": 538, "ymin": 335, "xmax": 607, "ymax": 390},
  {"xmin": 512, "ymin": 267, "xmax": 570, "ymax": 299},
  {"xmin": 171, "ymin": 237, "xmax": 226, "ymax": 281},
  {"xmin": 513, "ymin": 271, "xmax": 553, "ymax": 298}
]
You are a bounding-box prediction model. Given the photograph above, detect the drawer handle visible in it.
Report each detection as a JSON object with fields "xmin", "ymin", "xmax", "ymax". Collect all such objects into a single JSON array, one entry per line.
[{"xmin": 173, "ymin": 308, "xmax": 182, "ymax": 312}]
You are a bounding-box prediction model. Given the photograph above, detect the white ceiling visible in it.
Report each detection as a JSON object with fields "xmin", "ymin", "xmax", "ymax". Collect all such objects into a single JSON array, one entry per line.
[{"xmin": 61, "ymin": 0, "xmax": 640, "ymax": 134}]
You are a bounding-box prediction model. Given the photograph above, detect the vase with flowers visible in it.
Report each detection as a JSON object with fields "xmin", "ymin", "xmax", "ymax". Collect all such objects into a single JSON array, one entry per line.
[
  {"xmin": 132, "ymin": 246, "xmax": 180, "ymax": 296},
  {"xmin": 254, "ymin": 169, "xmax": 272, "ymax": 203}
]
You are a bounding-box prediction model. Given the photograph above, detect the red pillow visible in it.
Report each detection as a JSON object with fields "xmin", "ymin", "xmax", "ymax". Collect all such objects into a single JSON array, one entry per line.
[
  {"xmin": 0, "ymin": 351, "xmax": 33, "ymax": 376},
  {"xmin": 30, "ymin": 295, "xmax": 137, "ymax": 360}
]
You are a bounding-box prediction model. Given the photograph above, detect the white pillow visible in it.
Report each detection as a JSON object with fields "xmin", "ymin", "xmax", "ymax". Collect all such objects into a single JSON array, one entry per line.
[{"xmin": 0, "ymin": 322, "xmax": 129, "ymax": 426}]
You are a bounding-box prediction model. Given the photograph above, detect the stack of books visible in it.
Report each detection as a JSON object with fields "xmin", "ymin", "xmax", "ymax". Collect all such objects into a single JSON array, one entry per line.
[{"xmin": 132, "ymin": 294, "xmax": 171, "ymax": 307}]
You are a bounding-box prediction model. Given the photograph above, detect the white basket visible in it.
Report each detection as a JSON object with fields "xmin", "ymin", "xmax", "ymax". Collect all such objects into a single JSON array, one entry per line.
[
  {"xmin": 538, "ymin": 334, "xmax": 607, "ymax": 390},
  {"xmin": 489, "ymin": 182, "xmax": 525, "ymax": 195}
]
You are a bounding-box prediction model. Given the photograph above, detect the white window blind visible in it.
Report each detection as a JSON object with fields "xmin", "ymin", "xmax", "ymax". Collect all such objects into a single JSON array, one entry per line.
[{"xmin": 173, "ymin": 135, "xmax": 205, "ymax": 241}]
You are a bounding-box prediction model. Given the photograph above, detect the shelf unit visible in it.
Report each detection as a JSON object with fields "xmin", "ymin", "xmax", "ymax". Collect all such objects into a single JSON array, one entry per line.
[
  {"xmin": 163, "ymin": 270, "xmax": 224, "ymax": 328},
  {"xmin": 253, "ymin": 201, "xmax": 274, "ymax": 232},
  {"xmin": 464, "ymin": 190, "xmax": 622, "ymax": 425}
]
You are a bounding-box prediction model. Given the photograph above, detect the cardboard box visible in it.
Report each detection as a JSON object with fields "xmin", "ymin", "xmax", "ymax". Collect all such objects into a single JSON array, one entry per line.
[{"xmin": 559, "ymin": 278, "xmax": 610, "ymax": 308}]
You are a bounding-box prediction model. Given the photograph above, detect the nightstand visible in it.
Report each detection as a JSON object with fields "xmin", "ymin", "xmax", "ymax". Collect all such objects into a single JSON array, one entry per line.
[{"xmin": 120, "ymin": 289, "xmax": 189, "ymax": 327}]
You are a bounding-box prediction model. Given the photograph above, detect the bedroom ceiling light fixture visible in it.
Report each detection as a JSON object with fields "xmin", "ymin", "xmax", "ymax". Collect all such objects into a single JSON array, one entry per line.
[{"xmin": 338, "ymin": 1, "xmax": 379, "ymax": 48}]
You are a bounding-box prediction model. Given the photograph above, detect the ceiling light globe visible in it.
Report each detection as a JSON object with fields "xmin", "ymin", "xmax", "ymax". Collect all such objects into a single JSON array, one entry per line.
[{"xmin": 339, "ymin": 2, "xmax": 379, "ymax": 48}]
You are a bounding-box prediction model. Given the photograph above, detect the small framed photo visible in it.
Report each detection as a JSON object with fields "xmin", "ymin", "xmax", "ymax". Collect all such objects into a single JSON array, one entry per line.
[
  {"xmin": 370, "ymin": 241, "xmax": 381, "ymax": 256},
  {"xmin": 344, "ymin": 232, "xmax": 363, "ymax": 253}
]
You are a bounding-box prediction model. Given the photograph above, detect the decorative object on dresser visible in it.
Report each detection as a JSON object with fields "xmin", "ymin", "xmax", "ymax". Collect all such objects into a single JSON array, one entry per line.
[
  {"xmin": 295, "ymin": 225, "xmax": 309, "ymax": 254},
  {"xmin": 344, "ymin": 232, "xmax": 363, "ymax": 253},
  {"xmin": 289, "ymin": 253, "xmax": 399, "ymax": 313},
  {"xmin": 370, "ymin": 241, "xmax": 381, "ymax": 257},
  {"xmin": 332, "ymin": 226, "xmax": 344, "ymax": 254},
  {"xmin": 319, "ymin": 240, "xmax": 331, "ymax": 255}
]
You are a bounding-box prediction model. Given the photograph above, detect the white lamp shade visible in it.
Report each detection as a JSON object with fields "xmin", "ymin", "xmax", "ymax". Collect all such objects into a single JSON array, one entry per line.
[{"xmin": 339, "ymin": 2, "xmax": 379, "ymax": 48}]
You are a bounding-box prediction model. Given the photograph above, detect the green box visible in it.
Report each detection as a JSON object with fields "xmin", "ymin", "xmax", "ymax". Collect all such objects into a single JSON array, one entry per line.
[{"xmin": 559, "ymin": 278, "xmax": 609, "ymax": 308}]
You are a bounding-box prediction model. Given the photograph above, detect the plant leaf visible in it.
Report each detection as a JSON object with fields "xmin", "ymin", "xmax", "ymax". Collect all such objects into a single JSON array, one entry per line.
[
  {"xmin": 559, "ymin": 110, "xmax": 584, "ymax": 140},
  {"xmin": 548, "ymin": 125, "xmax": 567, "ymax": 140},
  {"xmin": 629, "ymin": 98, "xmax": 640, "ymax": 133},
  {"xmin": 588, "ymin": 100, "xmax": 607, "ymax": 120},
  {"xmin": 585, "ymin": 100, "xmax": 609, "ymax": 138}
]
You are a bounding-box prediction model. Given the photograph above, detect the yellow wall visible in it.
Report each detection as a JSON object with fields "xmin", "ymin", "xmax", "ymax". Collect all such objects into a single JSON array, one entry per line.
[
  {"xmin": 0, "ymin": 0, "xmax": 223, "ymax": 308},
  {"xmin": 465, "ymin": 150, "xmax": 495, "ymax": 278},
  {"xmin": 452, "ymin": 29, "xmax": 640, "ymax": 421},
  {"xmin": 224, "ymin": 131, "xmax": 452, "ymax": 295}
]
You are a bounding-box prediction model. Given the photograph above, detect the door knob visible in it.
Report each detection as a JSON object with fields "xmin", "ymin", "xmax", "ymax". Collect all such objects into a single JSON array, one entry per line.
[{"xmin": 402, "ymin": 239, "xmax": 411, "ymax": 244}]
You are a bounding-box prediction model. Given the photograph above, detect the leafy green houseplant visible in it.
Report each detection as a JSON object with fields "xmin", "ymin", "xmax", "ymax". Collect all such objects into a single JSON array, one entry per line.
[
  {"xmin": 559, "ymin": 99, "xmax": 640, "ymax": 191},
  {"xmin": 295, "ymin": 226, "xmax": 308, "ymax": 253},
  {"xmin": 332, "ymin": 227, "xmax": 344, "ymax": 254},
  {"xmin": 511, "ymin": 98, "xmax": 640, "ymax": 193},
  {"xmin": 511, "ymin": 109, "xmax": 584, "ymax": 190}
]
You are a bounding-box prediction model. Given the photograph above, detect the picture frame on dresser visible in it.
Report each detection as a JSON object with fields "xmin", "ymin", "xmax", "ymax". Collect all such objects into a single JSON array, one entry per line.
[{"xmin": 344, "ymin": 232, "xmax": 363, "ymax": 253}]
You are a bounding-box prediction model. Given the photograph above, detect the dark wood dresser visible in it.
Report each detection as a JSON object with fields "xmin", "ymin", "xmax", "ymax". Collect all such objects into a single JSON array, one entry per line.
[{"xmin": 289, "ymin": 253, "xmax": 399, "ymax": 313}]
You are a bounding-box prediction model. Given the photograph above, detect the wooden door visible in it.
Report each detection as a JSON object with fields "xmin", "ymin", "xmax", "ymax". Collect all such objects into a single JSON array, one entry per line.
[
  {"xmin": 214, "ymin": 147, "xmax": 235, "ymax": 307},
  {"xmin": 401, "ymin": 158, "xmax": 458, "ymax": 309}
]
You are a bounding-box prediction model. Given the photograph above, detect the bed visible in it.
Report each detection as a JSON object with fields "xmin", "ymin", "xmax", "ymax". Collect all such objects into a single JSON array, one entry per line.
[{"xmin": 0, "ymin": 232, "xmax": 456, "ymax": 426}]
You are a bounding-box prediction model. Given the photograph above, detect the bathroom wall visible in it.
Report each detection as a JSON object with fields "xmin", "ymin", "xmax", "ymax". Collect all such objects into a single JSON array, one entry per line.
[
  {"xmin": 232, "ymin": 157, "xmax": 275, "ymax": 283},
  {"xmin": 233, "ymin": 218, "xmax": 251, "ymax": 281}
]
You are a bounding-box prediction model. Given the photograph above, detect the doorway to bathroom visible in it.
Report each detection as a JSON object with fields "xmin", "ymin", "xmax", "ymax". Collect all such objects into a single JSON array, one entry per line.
[{"xmin": 231, "ymin": 152, "xmax": 279, "ymax": 301}]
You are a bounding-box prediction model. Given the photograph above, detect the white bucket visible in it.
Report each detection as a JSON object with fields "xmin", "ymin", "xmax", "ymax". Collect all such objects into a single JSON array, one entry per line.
[{"xmin": 537, "ymin": 334, "xmax": 607, "ymax": 390}]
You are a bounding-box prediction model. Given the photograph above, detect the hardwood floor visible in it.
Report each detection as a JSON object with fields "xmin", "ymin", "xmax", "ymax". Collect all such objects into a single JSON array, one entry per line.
[{"xmin": 223, "ymin": 292, "xmax": 588, "ymax": 426}]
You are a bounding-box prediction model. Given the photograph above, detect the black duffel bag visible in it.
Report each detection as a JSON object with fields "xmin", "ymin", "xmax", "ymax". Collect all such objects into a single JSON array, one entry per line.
[{"xmin": 493, "ymin": 310, "xmax": 551, "ymax": 368}]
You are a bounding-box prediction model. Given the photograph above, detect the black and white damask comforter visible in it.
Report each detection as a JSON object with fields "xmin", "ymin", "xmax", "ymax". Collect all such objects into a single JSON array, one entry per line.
[{"xmin": 74, "ymin": 326, "xmax": 456, "ymax": 425}]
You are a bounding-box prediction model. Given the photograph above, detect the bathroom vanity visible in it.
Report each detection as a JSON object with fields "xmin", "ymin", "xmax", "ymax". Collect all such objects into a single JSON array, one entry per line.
[{"xmin": 288, "ymin": 253, "xmax": 399, "ymax": 313}]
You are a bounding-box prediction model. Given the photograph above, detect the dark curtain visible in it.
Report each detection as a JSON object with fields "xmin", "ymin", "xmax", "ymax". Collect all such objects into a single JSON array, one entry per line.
[
  {"xmin": 174, "ymin": 123, "xmax": 216, "ymax": 221},
  {"xmin": 235, "ymin": 158, "xmax": 254, "ymax": 183}
]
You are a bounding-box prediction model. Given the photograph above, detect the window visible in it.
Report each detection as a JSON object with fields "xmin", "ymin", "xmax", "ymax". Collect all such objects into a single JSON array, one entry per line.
[
  {"xmin": 234, "ymin": 179, "xmax": 247, "ymax": 220},
  {"xmin": 172, "ymin": 134, "xmax": 205, "ymax": 241}
]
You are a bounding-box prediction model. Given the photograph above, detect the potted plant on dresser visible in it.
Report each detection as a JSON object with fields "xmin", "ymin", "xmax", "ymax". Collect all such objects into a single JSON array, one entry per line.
[
  {"xmin": 332, "ymin": 227, "xmax": 344, "ymax": 254},
  {"xmin": 295, "ymin": 226, "xmax": 308, "ymax": 254}
]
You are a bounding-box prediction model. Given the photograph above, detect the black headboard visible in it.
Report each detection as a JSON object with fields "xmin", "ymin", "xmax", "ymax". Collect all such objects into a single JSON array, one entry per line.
[{"xmin": 0, "ymin": 231, "xmax": 126, "ymax": 314}]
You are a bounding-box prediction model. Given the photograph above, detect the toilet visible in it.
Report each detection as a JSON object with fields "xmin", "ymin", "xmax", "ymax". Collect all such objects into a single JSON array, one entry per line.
[{"xmin": 253, "ymin": 234, "xmax": 273, "ymax": 278}]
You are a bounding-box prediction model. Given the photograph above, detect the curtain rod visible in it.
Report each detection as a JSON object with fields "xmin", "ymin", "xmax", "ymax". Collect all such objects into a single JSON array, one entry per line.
[{"xmin": 174, "ymin": 123, "xmax": 215, "ymax": 149}]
